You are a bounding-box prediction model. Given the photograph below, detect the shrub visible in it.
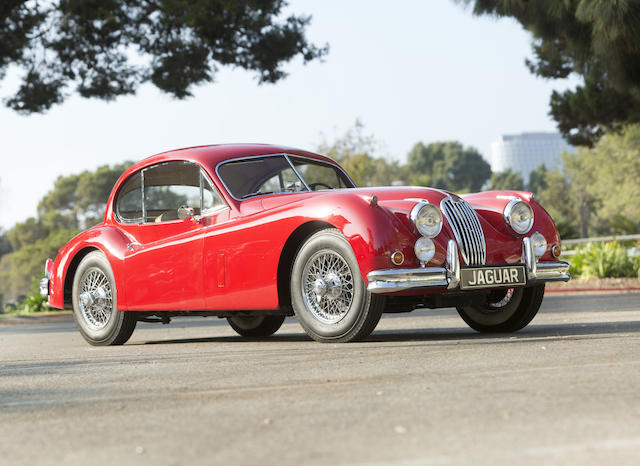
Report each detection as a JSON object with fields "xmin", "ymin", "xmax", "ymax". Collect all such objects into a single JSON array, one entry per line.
[
  {"xmin": 17, "ymin": 278, "xmax": 48, "ymax": 313},
  {"xmin": 570, "ymin": 242, "xmax": 638, "ymax": 278}
]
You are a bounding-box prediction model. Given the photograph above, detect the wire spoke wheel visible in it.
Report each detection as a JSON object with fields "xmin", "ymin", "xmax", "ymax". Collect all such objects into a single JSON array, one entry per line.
[
  {"xmin": 291, "ymin": 229, "xmax": 384, "ymax": 343},
  {"xmin": 302, "ymin": 250, "xmax": 355, "ymax": 324},
  {"xmin": 72, "ymin": 251, "xmax": 136, "ymax": 346},
  {"xmin": 78, "ymin": 268, "xmax": 113, "ymax": 331}
]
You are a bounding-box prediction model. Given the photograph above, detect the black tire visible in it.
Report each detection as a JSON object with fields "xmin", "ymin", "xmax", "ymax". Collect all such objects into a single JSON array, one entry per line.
[
  {"xmin": 290, "ymin": 228, "xmax": 384, "ymax": 343},
  {"xmin": 72, "ymin": 251, "xmax": 137, "ymax": 346},
  {"xmin": 227, "ymin": 315, "xmax": 285, "ymax": 337},
  {"xmin": 456, "ymin": 283, "xmax": 545, "ymax": 333}
]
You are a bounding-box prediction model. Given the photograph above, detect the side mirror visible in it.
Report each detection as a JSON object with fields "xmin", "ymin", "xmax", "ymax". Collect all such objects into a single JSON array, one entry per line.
[{"xmin": 177, "ymin": 206, "xmax": 201, "ymax": 224}]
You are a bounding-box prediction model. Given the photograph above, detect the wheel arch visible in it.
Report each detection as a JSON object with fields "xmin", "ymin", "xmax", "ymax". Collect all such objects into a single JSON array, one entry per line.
[
  {"xmin": 63, "ymin": 247, "xmax": 101, "ymax": 308},
  {"xmin": 276, "ymin": 220, "xmax": 335, "ymax": 311}
]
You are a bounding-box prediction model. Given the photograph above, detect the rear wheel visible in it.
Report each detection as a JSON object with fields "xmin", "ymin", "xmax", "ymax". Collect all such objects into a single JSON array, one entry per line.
[
  {"xmin": 456, "ymin": 284, "xmax": 545, "ymax": 333},
  {"xmin": 290, "ymin": 229, "xmax": 384, "ymax": 343},
  {"xmin": 72, "ymin": 251, "xmax": 136, "ymax": 346},
  {"xmin": 227, "ymin": 315, "xmax": 285, "ymax": 337}
]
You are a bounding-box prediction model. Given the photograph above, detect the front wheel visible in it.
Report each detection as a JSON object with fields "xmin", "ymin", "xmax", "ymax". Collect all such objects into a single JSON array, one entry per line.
[
  {"xmin": 227, "ymin": 315, "xmax": 285, "ymax": 337},
  {"xmin": 290, "ymin": 229, "xmax": 384, "ymax": 343},
  {"xmin": 72, "ymin": 251, "xmax": 137, "ymax": 346},
  {"xmin": 456, "ymin": 284, "xmax": 545, "ymax": 333}
]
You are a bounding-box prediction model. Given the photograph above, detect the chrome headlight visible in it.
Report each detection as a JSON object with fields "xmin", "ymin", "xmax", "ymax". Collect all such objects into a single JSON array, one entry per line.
[
  {"xmin": 411, "ymin": 202, "xmax": 443, "ymax": 238},
  {"xmin": 530, "ymin": 232, "xmax": 547, "ymax": 258},
  {"xmin": 504, "ymin": 199, "xmax": 534, "ymax": 234},
  {"xmin": 414, "ymin": 237, "xmax": 435, "ymax": 264}
]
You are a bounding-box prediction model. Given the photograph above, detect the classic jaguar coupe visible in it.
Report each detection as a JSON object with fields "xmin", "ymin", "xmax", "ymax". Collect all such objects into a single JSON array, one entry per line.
[{"xmin": 41, "ymin": 144, "xmax": 570, "ymax": 345}]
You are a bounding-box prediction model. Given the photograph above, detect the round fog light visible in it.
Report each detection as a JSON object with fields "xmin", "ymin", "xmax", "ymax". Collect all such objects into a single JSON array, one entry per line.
[
  {"xmin": 530, "ymin": 232, "xmax": 547, "ymax": 258},
  {"xmin": 414, "ymin": 237, "xmax": 435, "ymax": 265}
]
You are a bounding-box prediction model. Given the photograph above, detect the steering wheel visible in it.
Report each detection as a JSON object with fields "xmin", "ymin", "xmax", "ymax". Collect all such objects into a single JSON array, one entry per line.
[{"xmin": 308, "ymin": 182, "xmax": 333, "ymax": 191}]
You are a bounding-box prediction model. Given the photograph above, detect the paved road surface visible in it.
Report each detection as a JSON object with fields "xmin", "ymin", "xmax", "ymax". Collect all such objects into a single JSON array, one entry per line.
[{"xmin": 1, "ymin": 293, "xmax": 639, "ymax": 465}]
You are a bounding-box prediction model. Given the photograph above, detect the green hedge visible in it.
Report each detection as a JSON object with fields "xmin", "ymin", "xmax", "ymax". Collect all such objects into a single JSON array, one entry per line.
[{"xmin": 569, "ymin": 242, "xmax": 640, "ymax": 278}]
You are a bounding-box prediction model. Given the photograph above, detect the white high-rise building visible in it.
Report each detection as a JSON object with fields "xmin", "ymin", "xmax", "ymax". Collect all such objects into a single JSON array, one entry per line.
[{"xmin": 490, "ymin": 132, "xmax": 575, "ymax": 183}]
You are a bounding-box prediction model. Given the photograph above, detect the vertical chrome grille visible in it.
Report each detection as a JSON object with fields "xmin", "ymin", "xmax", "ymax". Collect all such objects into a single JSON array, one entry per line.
[{"xmin": 440, "ymin": 197, "xmax": 486, "ymax": 265}]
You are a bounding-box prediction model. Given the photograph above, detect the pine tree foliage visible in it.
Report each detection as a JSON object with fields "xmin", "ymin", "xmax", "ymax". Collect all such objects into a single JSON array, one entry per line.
[
  {"xmin": 0, "ymin": 1, "xmax": 327, "ymax": 113},
  {"xmin": 460, "ymin": 0, "xmax": 640, "ymax": 146}
]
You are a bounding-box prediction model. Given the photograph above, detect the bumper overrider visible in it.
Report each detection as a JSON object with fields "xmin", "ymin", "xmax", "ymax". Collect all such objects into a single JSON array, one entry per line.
[{"xmin": 367, "ymin": 238, "xmax": 570, "ymax": 294}]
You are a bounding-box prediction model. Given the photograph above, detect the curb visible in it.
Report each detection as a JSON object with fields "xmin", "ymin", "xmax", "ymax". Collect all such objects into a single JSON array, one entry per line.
[
  {"xmin": 0, "ymin": 313, "xmax": 74, "ymax": 326},
  {"xmin": 544, "ymin": 288, "xmax": 640, "ymax": 295},
  {"xmin": 546, "ymin": 288, "xmax": 640, "ymax": 294}
]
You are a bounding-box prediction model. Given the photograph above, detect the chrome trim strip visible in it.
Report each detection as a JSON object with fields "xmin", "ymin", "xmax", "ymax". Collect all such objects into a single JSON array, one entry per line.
[
  {"xmin": 39, "ymin": 278, "xmax": 49, "ymax": 297},
  {"xmin": 535, "ymin": 261, "xmax": 571, "ymax": 282},
  {"xmin": 284, "ymin": 154, "xmax": 311, "ymax": 191},
  {"xmin": 440, "ymin": 197, "xmax": 486, "ymax": 265},
  {"xmin": 446, "ymin": 240, "xmax": 460, "ymax": 290},
  {"xmin": 114, "ymin": 160, "xmax": 225, "ymax": 225},
  {"xmin": 522, "ymin": 236, "xmax": 537, "ymax": 278},
  {"xmin": 367, "ymin": 268, "xmax": 449, "ymax": 293}
]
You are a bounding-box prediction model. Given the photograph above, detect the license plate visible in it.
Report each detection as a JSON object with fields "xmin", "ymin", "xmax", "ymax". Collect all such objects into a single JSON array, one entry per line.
[{"xmin": 460, "ymin": 265, "xmax": 526, "ymax": 290}]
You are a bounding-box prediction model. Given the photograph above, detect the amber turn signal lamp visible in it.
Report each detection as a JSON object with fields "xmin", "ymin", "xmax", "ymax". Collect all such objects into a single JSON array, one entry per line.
[
  {"xmin": 391, "ymin": 251, "xmax": 404, "ymax": 266},
  {"xmin": 551, "ymin": 244, "xmax": 561, "ymax": 258}
]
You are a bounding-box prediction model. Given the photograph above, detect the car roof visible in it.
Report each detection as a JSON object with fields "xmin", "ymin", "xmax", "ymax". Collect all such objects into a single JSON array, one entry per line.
[
  {"xmin": 104, "ymin": 144, "xmax": 343, "ymax": 221},
  {"xmin": 130, "ymin": 143, "xmax": 337, "ymax": 172}
]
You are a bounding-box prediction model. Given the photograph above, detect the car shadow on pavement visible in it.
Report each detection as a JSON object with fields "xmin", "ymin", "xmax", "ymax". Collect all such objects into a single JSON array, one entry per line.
[{"xmin": 138, "ymin": 320, "xmax": 640, "ymax": 346}]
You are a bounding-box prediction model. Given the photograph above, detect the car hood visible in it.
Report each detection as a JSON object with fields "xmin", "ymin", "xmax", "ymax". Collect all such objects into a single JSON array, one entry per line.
[{"xmin": 253, "ymin": 186, "xmax": 454, "ymax": 212}]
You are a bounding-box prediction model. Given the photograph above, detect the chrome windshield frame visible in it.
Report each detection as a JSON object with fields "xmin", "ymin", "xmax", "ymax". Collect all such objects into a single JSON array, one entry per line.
[{"xmin": 215, "ymin": 153, "xmax": 356, "ymax": 201}]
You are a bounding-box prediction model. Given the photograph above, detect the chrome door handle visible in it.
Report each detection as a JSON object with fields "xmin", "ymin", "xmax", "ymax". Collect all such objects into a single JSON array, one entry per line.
[{"xmin": 126, "ymin": 242, "xmax": 143, "ymax": 251}]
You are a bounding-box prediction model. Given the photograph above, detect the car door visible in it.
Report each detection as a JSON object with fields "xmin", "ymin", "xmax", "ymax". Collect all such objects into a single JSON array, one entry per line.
[{"xmin": 118, "ymin": 161, "xmax": 207, "ymax": 311}]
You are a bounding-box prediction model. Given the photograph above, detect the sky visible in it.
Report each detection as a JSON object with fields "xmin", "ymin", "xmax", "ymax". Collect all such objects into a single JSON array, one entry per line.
[{"xmin": 0, "ymin": 0, "xmax": 579, "ymax": 230}]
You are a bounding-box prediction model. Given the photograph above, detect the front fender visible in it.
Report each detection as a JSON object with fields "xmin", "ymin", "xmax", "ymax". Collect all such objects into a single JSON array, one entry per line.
[
  {"xmin": 48, "ymin": 226, "xmax": 133, "ymax": 310},
  {"xmin": 300, "ymin": 193, "xmax": 421, "ymax": 284}
]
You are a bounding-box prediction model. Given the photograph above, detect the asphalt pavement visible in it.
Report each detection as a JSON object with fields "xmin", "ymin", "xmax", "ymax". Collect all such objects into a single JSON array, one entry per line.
[{"xmin": 1, "ymin": 293, "xmax": 639, "ymax": 466}]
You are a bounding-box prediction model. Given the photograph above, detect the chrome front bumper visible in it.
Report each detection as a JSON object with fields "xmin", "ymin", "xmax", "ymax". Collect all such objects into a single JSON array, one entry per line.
[
  {"xmin": 40, "ymin": 278, "xmax": 49, "ymax": 297},
  {"xmin": 367, "ymin": 238, "xmax": 570, "ymax": 294}
]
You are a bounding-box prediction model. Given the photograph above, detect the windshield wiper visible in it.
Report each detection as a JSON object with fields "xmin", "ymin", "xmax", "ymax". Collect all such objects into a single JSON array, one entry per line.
[{"xmin": 240, "ymin": 190, "xmax": 274, "ymax": 199}]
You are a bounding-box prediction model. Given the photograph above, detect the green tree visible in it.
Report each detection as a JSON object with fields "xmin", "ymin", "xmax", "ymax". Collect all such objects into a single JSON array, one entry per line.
[
  {"xmin": 0, "ymin": 161, "xmax": 133, "ymax": 301},
  {"xmin": 0, "ymin": 228, "xmax": 78, "ymax": 302},
  {"xmin": 0, "ymin": 1, "xmax": 327, "ymax": 113},
  {"xmin": 460, "ymin": 1, "xmax": 640, "ymax": 146},
  {"xmin": 7, "ymin": 217, "xmax": 49, "ymax": 250},
  {"xmin": 535, "ymin": 126, "xmax": 640, "ymax": 238},
  {"xmin": 552, "ymin": 150, "xmax": 596, "ymax": 238},
  {"xmin": 527, "ymin": 164, "xmax": 548, "ymax": 194},
  {"xmin": 578, "ymin": 124, "xmax": 640, "ymax": 231},
  {"xmin": 318, "ymin": 121, "xmax": 401, "ymax": 186},
  {"xmin": 488, "ymin": 169, "xmax": 524, "ymax": 191},
  {"xmin": 406, "ymin": 141, "xmax": 491, "ymax": 193},
  {"xmin": 536, "ymin": 168, "xmax": 579, "ymax": 239},
  {"xmin": 0, "ymin": 228, "xmax": 12, "ymax": 258},
  {"xmin": 38, "ymin": 161, "xmax": 133, "ymax": 229}
]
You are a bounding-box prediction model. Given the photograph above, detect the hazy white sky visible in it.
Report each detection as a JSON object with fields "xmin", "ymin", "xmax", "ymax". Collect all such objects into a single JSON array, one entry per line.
[{"xmin": 0, "ymin": 1, "xmax": 578, "ymax": 230}]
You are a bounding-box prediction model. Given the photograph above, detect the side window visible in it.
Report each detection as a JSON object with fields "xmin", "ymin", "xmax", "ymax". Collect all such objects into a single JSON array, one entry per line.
[
  {"xmin": 144, "ymin": 162, "xmax": 201, "ymax": 223},
  {"xmin": 116, "ymin": 172, "xmax": 143, "ymax": 222},
  {"xmin": 202, "ymin": 174, "xmax": 226, "ymax": 214}
]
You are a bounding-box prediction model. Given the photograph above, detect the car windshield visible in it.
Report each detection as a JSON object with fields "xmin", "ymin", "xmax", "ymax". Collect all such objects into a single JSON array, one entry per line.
[{"xmin": 217, "ymin": 155, "xmax": 354, "ymax": 199}]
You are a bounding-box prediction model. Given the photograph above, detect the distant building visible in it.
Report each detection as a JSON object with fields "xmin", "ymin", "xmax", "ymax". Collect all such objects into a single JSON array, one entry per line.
[{"xmin": 489, "ymin": 132, "xmax": 575, "ymax": 183}]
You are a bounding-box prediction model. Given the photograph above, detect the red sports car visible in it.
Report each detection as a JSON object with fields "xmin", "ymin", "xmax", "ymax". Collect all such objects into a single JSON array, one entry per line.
[{"xmin": 40, "ymin": 144, "xmax": 570, "ymax": 345}]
